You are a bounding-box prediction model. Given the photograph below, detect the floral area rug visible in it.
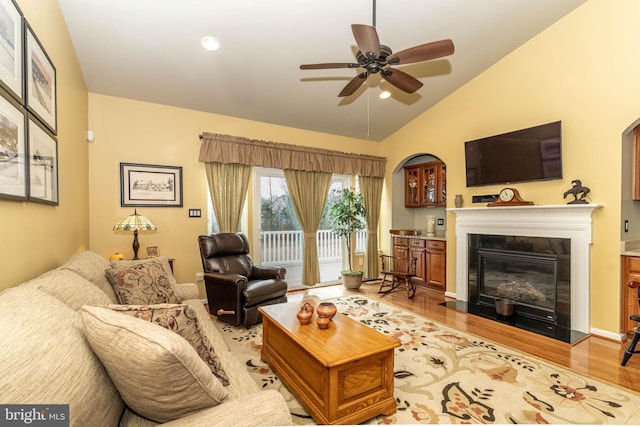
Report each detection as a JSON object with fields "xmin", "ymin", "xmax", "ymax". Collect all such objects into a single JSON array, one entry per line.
[{"xmin": 213, "ymin": 296, "xmax": 640, "ymax": 425}]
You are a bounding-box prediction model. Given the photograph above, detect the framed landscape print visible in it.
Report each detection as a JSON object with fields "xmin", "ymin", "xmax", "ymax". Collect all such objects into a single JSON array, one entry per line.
[
  {"xmin": 28, "ymin": 115, "xmax": 57, "ymax": 205},
  {"xmin": 0, "ymin": 93, "xmax": 26, "ymax": 200},
  {"xmin": 120, "ymin": 163, "xmax": 183, "ymax": 207},
  {"xmin": 0, "ymin": 0, "xmax": 23, "ymax": 101},
  {"xmin": 26, "ymin": 23, "xmax": 56, "ymax": 134}
]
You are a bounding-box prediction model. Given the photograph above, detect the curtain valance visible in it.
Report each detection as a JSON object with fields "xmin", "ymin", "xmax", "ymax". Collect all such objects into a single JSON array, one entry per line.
[{"xmin": 199, "ymin": 132, "xmax": 386, "ymax": 178}]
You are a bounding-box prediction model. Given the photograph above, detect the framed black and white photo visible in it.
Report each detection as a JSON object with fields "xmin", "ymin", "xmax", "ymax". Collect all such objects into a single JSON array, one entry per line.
[
  {"xmin": 0, "ymin": 0, "xmax": 23, "ymax": 101},
  {"xmin": 0, "ymin": 93, "xmax": 26, "ymax": 200},
  {"xmin": 120, "ymin": 163, "xmax": 183, "ymax": 207},
  {"xmin": 28, "ymin": 115, "xmax": 58, "ymax": 205},
  {"xmin": 26, "ymin": 23, "xmax": 56, "ymax": 134}
]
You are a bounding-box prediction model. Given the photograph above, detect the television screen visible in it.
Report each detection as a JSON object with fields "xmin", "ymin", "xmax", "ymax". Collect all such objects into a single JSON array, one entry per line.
[{"xmin": 464, "ymin": 121, "xmax": 562, "ymax": 187}]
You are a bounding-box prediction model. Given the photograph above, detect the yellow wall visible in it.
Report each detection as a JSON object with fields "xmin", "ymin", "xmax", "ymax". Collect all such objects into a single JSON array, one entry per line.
[
  {"xmin": 87, "ymin": 94, "xmax": 378, "ymax": 293},
  {"xmin": 0, "ymin": 0, "xmax": 88, "ymax": 291},
  {"xmin": 380, "ymin": 0, "xmax": 640, "ymax": 334},
  {"xmin": 3, "ymin": 0, "xmax": 636, "ymax": 337}
]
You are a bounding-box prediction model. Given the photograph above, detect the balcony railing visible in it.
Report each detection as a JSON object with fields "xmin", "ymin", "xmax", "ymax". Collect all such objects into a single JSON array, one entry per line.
[{"xmin": 260, "ymin": 229, "xmax": 367, "ymax": 264}]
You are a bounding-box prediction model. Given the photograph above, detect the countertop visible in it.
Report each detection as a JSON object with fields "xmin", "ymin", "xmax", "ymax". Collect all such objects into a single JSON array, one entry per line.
[
  {"xmin": 621, "ymin": 240, "xmax": 640, "ymax": 256},
  {"xmin": 389, "ymin": 229, "xmax": 446, "ymax": 241}
]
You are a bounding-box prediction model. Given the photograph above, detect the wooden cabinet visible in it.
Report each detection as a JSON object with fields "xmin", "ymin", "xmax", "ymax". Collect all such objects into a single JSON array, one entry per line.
[
  {"xmin": 392, "ymin": 237, "xmax": 445, "ymax": 290},
  {"xmin": 404, "ymin": 161, "xmax": 446, "ymax": 208},
  {"xmin": 426, "ymin": 240, "xmax": 446, "ymax": 290},
  {"xmin": 622, "ymin": 256, "xmax": 640, "ymax": 337}
]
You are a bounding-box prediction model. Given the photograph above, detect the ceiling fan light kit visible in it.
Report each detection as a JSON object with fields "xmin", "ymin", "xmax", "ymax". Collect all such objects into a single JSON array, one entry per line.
[{"xmin": 300, "ymin": 23, "xmax": 454, "ymax": 97}]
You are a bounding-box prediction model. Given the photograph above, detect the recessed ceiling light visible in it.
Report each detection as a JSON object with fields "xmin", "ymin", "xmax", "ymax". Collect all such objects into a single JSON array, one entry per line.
[
  {"xmin": 200, "ymin": 36, "xmax": 220, "ymax": 52},
  {"xmin": 379, "ymin": 91, "xmax": 391, "ymax": 100}
]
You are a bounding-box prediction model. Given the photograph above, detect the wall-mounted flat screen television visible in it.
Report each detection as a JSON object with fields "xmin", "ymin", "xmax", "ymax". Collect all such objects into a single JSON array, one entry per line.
[{"xmin": 464, "ymin": 121, "xmax": 562, "ymax": 187}]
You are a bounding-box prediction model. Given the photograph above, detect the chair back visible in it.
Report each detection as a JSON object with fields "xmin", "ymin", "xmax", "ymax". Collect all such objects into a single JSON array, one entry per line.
[{"xmin": 198, "ymin": 233, "xmax": 254, "ymax": 277}]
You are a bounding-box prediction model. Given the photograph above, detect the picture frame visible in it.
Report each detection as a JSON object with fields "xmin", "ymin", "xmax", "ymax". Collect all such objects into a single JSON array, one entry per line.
[
  {"xmin": 146, "ymin": 246, "xmax": 159, "ymax": 257},
  {"xmin": 28, "ymin": 115, "xmax": 58, "ymax": 205},
  {"xmin": 0, "ymin": 91, "xmax": 26, "ymax": 200},
  {"xmin": 120, "ymin": 162, "xmax": 183, "ymax": 207},
  {"xmin": 25, "ymin": 23, "xmax": 56, "ymax": 134},
  {"xmin": 0, "ymin": 0, "xmax": 23, "ymax": 102}
]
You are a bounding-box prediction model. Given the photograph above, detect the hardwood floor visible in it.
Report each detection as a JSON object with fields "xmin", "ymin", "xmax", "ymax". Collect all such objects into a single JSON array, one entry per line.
[{"xmin": 286, "ymin": 281, "xmax": 640, "ymax": 393}]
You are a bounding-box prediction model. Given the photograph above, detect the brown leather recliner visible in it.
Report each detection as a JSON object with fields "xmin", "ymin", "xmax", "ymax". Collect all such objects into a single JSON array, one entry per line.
[{"xmin": 198, "ymin": 233, "xmax": 287, "ymax": 327}]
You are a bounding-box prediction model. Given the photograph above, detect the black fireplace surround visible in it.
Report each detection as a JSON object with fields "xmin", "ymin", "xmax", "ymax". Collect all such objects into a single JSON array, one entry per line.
[{"xmin": 465, "ymin": 234, "xmax": 577, "ymax": 343}]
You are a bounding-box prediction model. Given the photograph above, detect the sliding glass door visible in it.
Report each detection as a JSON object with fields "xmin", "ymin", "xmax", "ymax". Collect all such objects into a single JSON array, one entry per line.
[{"xmin": 253, "ymin": 167, "xmax": 350, "ymax": 286}]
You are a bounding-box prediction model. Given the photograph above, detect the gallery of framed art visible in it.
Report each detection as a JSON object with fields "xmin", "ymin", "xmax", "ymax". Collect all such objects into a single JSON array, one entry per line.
[{"xmin": 0, "ymin": 0, "xmax": 58, "ymax": 205}]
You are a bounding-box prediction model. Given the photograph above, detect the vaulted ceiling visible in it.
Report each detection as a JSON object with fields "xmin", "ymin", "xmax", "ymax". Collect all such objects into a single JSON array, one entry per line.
[{"xmin": 58, "ymin": 0, "xmax": 586, "ymax": 141}]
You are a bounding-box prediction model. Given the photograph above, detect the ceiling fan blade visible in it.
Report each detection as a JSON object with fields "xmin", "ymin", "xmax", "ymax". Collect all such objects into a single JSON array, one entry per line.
[
  {"xmin": 381, "ymin": 68, "xmax": 423, "ymax": 93},
  {"xmin": 351, "ymin": 24, "xmax": 380, "ymax": 59},
  {"xmin": 338, "ymin": 72, "xmax": 368, "ymax": 97},
  {"xmin": 390, "ymin": 39, "xmax": 454, "ymax": 65},
  {"xmin": 300, "ymin": 63, "xmax": 358, "ymax": 70}
]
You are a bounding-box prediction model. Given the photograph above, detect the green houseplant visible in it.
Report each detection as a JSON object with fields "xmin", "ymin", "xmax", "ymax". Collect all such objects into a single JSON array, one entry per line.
[{"xmin": 326, "ymin": 188, "xmax": 367, "ymax": 289}]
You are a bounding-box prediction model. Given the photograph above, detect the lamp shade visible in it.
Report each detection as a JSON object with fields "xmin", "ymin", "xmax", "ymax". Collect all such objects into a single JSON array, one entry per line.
[{"xmin": 113, "ymin": 209, "xmax": 157, "ymax": 232}]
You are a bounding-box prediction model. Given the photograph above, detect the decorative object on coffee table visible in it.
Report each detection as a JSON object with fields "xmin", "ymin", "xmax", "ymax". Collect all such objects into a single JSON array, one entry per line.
[
  {"xmin": 487, "ymin": 187, "xmax": 533, "ymax": 207},
  {"xmin": 563, "ymin": 179, "xmax": 590, "ymax": 204},
  {"xmin": 316, "ymin": 316, "xmax": 330, "ymax": 329},
  {"xmin": 316, "ymin": 302, "xmax": 337, "ymax": 320},
  {"xmin": 297, "ymin": 305, "xmax": 312, "ymax": 325}
]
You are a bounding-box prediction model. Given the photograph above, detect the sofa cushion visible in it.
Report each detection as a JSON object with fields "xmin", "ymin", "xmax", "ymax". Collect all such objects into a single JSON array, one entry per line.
[
  {"xmin": 22, "ymin": 268, "xmax": 112, "ymax": 309},
  {"xmin": 62, "ymin": 250, "xmax": 119, "ymax": 303},
  {"xmin": 111, "ymin": 256, "xmax": 184, "ymax": 300},
  {"xmin": 80, "ymin": 305, "xmax": 228, "ymax": 423},
  {"xmin": 105, "ymin": 260, "xmax": 180, "ymax": 305},
  {"xmin": 0, "ymin": 286, "xmax": 124, "ymax": 426},
  {"xmin": 107, "ymin": 303, "xmax": 230, "ymax": 385}
]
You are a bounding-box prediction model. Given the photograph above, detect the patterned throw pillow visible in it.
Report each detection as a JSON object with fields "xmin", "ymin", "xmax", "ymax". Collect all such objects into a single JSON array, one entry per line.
[
  {"xmin": 105, "ymin": 261, "xmax": 179, "ymax": 305},
  {"xmin": 108, "ymin": 303, "xmax": 230, "ymax": 386}
]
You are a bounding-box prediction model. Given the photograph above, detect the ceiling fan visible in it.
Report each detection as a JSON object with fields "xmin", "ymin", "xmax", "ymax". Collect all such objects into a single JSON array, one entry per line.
[{"xmin": 300, "ymin": 23, "xmax": 454, "ymax": 97}]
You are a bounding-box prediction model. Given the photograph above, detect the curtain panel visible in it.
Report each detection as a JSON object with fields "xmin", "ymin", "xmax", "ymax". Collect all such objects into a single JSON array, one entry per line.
[{"xmin": 199, "ymin": 133, "xmax": 386, "ymax": 178}]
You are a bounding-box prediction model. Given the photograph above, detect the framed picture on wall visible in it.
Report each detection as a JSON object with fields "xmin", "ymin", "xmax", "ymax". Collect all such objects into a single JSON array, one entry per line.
[
  {"xmin": 0, "ymin": 92, "xmax": 26, "ymax": 200},
  {"xmin": 120, "ymin": 162, "xmax": 183, "ymax": 207},
  {"xmin": 28, "ymin": 115, "xmax": 58, "ymax": 205},
  {"xmin": 0, "ymin": 0, "xmax": 24, "ymax": 102},
  {"xmin": 25, "ymin": 23, "xmax": 56, "ymax": 134}
]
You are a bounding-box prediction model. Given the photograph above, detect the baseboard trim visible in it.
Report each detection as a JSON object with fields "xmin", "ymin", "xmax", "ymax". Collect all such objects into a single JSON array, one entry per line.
[
  {"xmin": 590, "ymin": 327, "xmax": 623, "ymax": 342},
  {"xmin": 444, "ymin": 291, "xmax": 456, "ymax": 299}
]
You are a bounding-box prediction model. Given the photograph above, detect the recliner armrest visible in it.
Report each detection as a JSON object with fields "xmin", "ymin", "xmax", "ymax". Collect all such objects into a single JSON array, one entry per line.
[
  {"xmin": 251, "ymin": 266, "xmax": 286, "ymax": 280},
  {"xmin": 204, "ymin": 272, "xmax": 248, "ymax": 288}
]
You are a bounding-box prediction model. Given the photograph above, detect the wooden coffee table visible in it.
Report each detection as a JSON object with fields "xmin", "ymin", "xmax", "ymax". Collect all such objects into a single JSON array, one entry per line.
[{"xmin": 259, "ymin": 300, "xmax": 400, "ymax": 425}]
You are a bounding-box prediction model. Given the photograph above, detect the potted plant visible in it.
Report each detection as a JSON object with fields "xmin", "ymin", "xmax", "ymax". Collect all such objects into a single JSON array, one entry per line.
[{"xmin": 326, "ymin": 187, "xmax": 367, "ymax": 289}]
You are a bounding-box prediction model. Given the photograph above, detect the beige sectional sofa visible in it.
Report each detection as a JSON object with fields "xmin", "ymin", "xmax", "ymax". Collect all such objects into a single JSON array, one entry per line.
[{"xmin": 0, "ymin": 251, "xmax": 292, "ymax": 427}]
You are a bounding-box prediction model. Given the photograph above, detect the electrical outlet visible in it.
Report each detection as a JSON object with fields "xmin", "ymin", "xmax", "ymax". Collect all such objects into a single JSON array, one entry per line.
[
  {"xmin": 437, "ymin": 218, "xmax": 444, "ymax": 226},
  {"xmin": 196, "ymin": 272, "xmax": 204, "ymax": 282}
]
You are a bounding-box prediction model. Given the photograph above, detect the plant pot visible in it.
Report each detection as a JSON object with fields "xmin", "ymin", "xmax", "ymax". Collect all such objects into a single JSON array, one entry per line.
[{"xmin": 342, "ymin": 272, "xmax": 363, "ymax": 290}]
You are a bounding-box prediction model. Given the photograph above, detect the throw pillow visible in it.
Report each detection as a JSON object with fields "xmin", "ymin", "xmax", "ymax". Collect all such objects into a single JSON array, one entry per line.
[
  {"xmin": 110, "ymin": 256, "xmax": 184, "ymax": 301},
  {"xmin": 108, "ymin": 303, "xmax": 230, "ymax": 385},
  {"xmin": 105, "ymin": 260, "xmax": 179, "ymax": 305},
  {"xmin": 80, "ymin": 305, "xmax": 228, "ymax": 423}
]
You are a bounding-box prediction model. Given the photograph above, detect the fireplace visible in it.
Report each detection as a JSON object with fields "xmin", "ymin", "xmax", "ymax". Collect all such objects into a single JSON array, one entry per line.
[
  {"xmin": 467, "ymin": 234, "xmax": 572, "ymax": 340},
  {"xmin": 448, "ymin": 204, "xmax": 601, "ymax": 344}
]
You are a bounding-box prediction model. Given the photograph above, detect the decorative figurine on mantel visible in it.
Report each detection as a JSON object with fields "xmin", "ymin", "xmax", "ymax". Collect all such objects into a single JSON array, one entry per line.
[{"xmin": 563, "ymin": 179, "xmax": 590, "ymax": 204}]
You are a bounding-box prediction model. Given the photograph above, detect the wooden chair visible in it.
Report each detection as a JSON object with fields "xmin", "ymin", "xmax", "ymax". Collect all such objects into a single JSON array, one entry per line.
[
  {"xmin": 622, "ymin": 280, "xmax": 640, "ymax": 366},
  {"xmin": 379, "ymin": 255, "xmax": 418, "ymax": 299}
]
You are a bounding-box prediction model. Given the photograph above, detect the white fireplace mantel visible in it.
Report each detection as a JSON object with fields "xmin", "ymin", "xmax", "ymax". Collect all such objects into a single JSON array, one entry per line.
[{"xmin": 448, "ymin": 204, "xmax": 602, "ymax": 334}]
